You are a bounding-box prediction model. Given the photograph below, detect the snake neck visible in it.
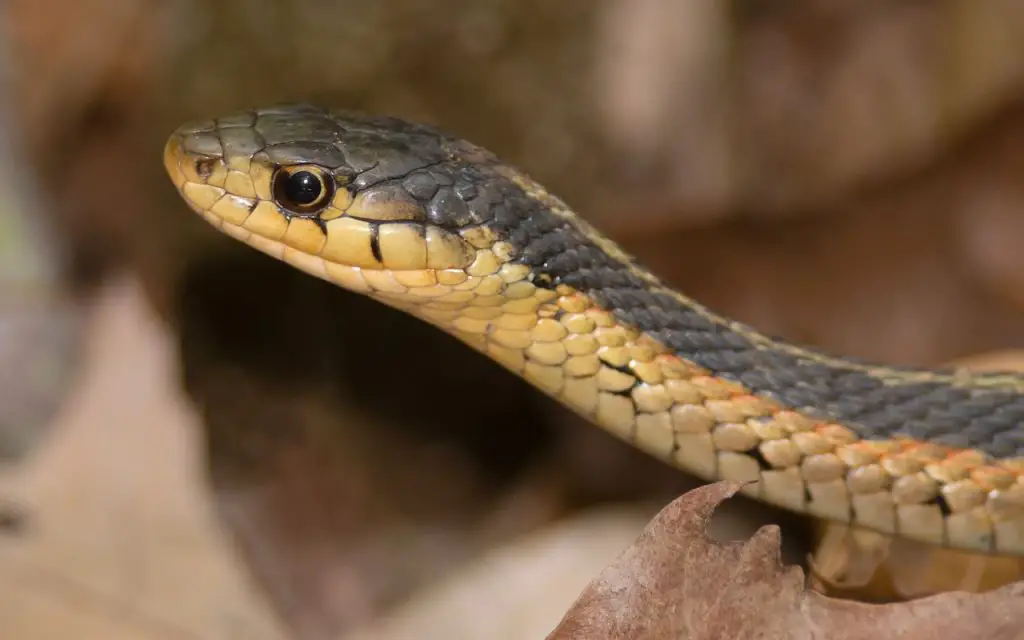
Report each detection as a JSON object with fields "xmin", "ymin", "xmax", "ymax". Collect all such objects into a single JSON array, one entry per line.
[{"xmin": 440, "ymin": 167, "xmax": 1024, "ymax": 462}]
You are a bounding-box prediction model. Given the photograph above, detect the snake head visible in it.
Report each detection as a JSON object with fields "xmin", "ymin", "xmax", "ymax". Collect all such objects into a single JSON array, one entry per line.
[{"xmin": 162, "ymin": 103, "xmax": 575, "ymax": 306}]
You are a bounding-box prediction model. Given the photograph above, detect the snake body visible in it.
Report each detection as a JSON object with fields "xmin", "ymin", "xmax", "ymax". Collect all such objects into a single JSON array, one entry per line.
[{"xmin": 165, "ymin": 103, "xmax": 1024, "ymax": 556}]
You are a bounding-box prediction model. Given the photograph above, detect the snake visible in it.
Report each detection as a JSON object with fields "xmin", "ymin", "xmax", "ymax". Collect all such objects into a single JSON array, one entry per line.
[{"xmin": 164, "ymin": 103, "xmax": 1024, "ymax": 557}]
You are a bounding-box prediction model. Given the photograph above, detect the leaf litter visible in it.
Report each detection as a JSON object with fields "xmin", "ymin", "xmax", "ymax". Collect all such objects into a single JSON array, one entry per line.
[{"xmin": 547, "ymin": 482, "xmax": 1024, "ymax": 640}]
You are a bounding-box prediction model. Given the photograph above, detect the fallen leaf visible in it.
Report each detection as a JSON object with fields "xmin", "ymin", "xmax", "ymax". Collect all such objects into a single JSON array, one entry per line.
[{"xmin": 547, "ymin": 481, "xmax": 1024, "ymax": 640}]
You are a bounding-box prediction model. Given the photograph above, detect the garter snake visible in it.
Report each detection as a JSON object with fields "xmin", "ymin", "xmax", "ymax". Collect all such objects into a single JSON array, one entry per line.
[{"xmin": 164, "ymin": 103, "xmax": 1024, "ymax": 556}]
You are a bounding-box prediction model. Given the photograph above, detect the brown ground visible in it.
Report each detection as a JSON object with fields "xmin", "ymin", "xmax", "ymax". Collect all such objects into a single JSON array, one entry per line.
[
  {"xmin": 0, "ymin": 277, "xmax": 664, "ymax": 639},
  {"xmin": 0, "ymin": 277, "xmax": 786, "ymax": 639},
  {"xmin": 0, "ymin": 277, "xmax": 291, "ymax": 639}
]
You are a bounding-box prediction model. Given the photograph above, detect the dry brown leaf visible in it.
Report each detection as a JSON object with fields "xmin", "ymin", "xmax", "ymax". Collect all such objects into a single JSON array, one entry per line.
[{"xmin": 547, "ymin": 482, "xmax": 1024, "ymax": 640}]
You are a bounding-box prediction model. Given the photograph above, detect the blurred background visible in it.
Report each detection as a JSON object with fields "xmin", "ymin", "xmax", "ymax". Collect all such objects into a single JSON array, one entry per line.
[{"xmin": 2, "ymin": 0, "xmax": 1024, "ymax": 638}]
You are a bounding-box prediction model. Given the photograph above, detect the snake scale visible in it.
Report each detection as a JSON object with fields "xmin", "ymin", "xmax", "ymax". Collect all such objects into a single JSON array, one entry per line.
[{"xmin": 164, "ymin": 103, "xmax": 1024, "ymax": 556}]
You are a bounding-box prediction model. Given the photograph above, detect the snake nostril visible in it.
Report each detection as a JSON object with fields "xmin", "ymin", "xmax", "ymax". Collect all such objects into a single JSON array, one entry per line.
[{"xmin": 195, "ymin": 159, "xmax": 216, "ymax": 180}]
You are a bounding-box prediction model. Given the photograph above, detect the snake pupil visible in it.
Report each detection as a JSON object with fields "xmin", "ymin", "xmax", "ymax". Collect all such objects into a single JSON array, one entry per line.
[
  {"xmin": 283, "ymin": 171, "xmax": 322, "ymax": 205},
  {"xmin": 273, "ymin": 166, "xmax": 334, "ymax": 215}
]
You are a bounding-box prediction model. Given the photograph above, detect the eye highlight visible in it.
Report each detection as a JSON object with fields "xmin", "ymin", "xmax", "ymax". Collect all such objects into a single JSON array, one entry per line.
[{"xmin": 272, "ymin": 165, "xmax": 334, "ymax": 216}]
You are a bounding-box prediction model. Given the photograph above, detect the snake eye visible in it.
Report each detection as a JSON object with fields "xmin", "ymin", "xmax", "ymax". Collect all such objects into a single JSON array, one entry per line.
[{"xmin": 272, "ymin": 165, "xmax": 334, "ymax": 215}]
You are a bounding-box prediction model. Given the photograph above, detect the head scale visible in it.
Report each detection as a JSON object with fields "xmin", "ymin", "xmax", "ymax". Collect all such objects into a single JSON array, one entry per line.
[{"xmin": 163, "ymin": 103, "xmax": 585, "ymax": 320}]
